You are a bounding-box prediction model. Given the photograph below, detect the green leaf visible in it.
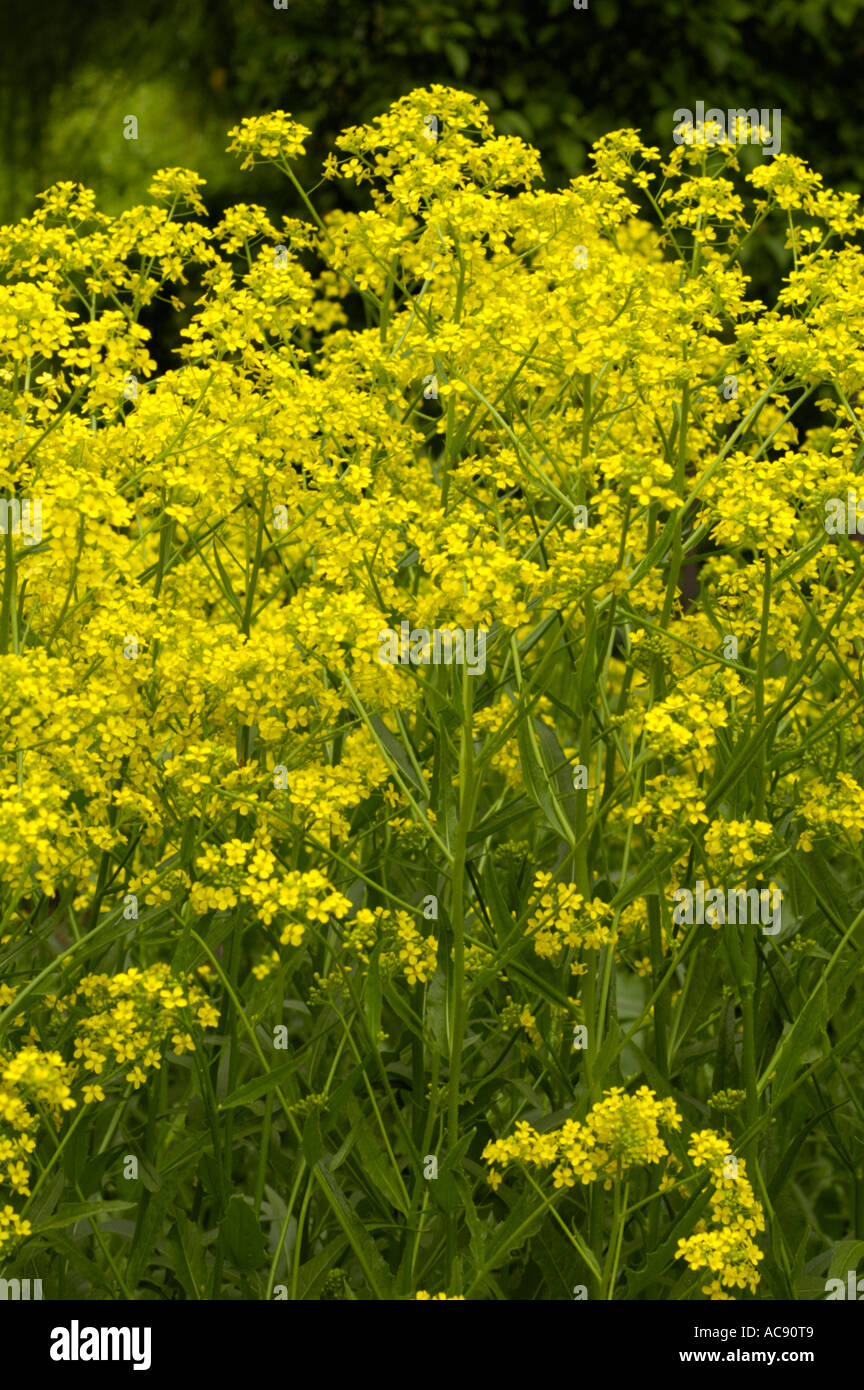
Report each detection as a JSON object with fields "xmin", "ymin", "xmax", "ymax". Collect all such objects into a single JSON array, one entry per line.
[
  {"xmin": 430, "ymin": 714, "xmax": 459, "ymax": 846},
  {"xmin": 324, "ymin": 1059, "xmax": 371, "ymax": 1117},
  {"xmin": 480, "ymin": 1187, "xmax": 570, "ymax": 1281},
  {"xmin": 369, "ymin": 714, "xmax": 425, "ymax": 798},
  {"xmin": 302, "ymin": 1109, "xmax": 324, "ymax": 1169},
  {"xmin": 127, "ymin": 1185, "xmax": 180, "ymax": 1290},
  {"xmin": 761, "ymin": 978, "xmax": 828, "ymax": 1100},
  {"xmin": 479, "ymin": 858, "xmax": 517, "ymax": 946},
  {"xmin": 314, "ymin": 1161, "xmax": 393, "ymax": 1298},
  {"xmin": 211, "ymin": 541, "xmax": 244, "ymax": 618},
  {"xmin": 220, "ymin": 1194, "xmax": 268, "ymax": 1272},
  {"xmin": 535, "ymin": 718, "xmax": 577, "ymax": 823},
  {"xmin": 675, "ymin": 944, "xmax": 720, "ymax": 1052},
  {"xmin": 828, "ymin": 1239, "xmax": 864, "ymax": 1281},
  {"xmin": 428, "ymin": 1129, "xmax": 475, "ymax": 1215},
  {"xmin": 516, "ymin": 716, "xmax": 575, "ymax": 846},
  {"xmin": 219, "ymin": 1054, "xmax": 304, "ymax": 1110},
  {"xmin": 25, "ymin": 1170, "xmax": 65, "ymax": 1229},
  {"xmin": 138, "ymin": 1153, "xmax": 162, "ymax": 1194},
  {"xmin": 296, "ymin": 1234, "xmax": 349, "ymax": 1300},
  {"xmin": 425, "ymin": 965, "xmax": 450, "ymax": 1057},
  {"xmin": 32, "ymin": 1199, "xmax": 137, "ymax": 1234},
  {"xmin": 626, "ymin": 1179, "xmax": 713, "ymax": 1297},
  {"xmin": 170, "ymin": 1212, "xmax": 207, "ymax": 1299},
  {"xmin": 345, "ymin": 1100, "xmax": 410, "ymax": 1215}
]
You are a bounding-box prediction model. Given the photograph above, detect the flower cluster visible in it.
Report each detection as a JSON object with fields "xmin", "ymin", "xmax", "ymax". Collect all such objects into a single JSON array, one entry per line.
[
  {"xmin": 72, "ymin": 964, "xmax": 218, "ymax": 1090},
  {"xmin": 675, "ymin": 1131, "xmax": 766, "ymax": 1298},
  {"xmin": 226, "ymin": 114, "xmax": 311, "ymax": 171},
  {"xmin": 528, "ymin": 873, "xmax": 617, "ymax": 965},
  {"xmin": 190, "ymin": 842, "xmax": 352, "ymax": 947},
  {"xmin": 0, "ymin": 969, "xmax": 219, "ymax": 1255},
  {"xmin": 483, "ymin": 1086, "xmax": 682, "ymax": 1192},
  {"xmin": 0, "ymin": 1046, "xmax": 76, "ymax": 1210}
]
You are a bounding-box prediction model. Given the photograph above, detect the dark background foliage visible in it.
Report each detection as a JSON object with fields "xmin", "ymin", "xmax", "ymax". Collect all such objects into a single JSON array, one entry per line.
[{"xmin": 2, "ymin": 0, "xmax": 863, "ymax": 226}]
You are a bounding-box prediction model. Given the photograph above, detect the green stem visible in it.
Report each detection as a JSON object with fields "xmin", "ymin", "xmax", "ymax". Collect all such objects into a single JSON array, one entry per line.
[{"xmin": 447, "ymin": 663, "xmax": 478, "ymax": 1150}]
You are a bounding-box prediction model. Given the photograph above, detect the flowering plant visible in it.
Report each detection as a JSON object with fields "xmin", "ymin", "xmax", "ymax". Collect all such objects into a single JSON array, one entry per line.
[{"xmin": 0, "ymin": 87, "xmax": 861, "ymax": 1300}]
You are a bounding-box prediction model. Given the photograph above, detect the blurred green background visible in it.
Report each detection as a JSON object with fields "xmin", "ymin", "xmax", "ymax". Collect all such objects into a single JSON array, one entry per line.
[{"xmin": 3, "ymin": 0, "xmax": 864, "ymax": 227}]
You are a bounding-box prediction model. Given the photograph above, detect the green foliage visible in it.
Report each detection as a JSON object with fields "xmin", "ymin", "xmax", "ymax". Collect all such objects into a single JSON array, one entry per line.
[{"xmin": 3, "ymin": 0, "xmax": 864, "ymax": 225}]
